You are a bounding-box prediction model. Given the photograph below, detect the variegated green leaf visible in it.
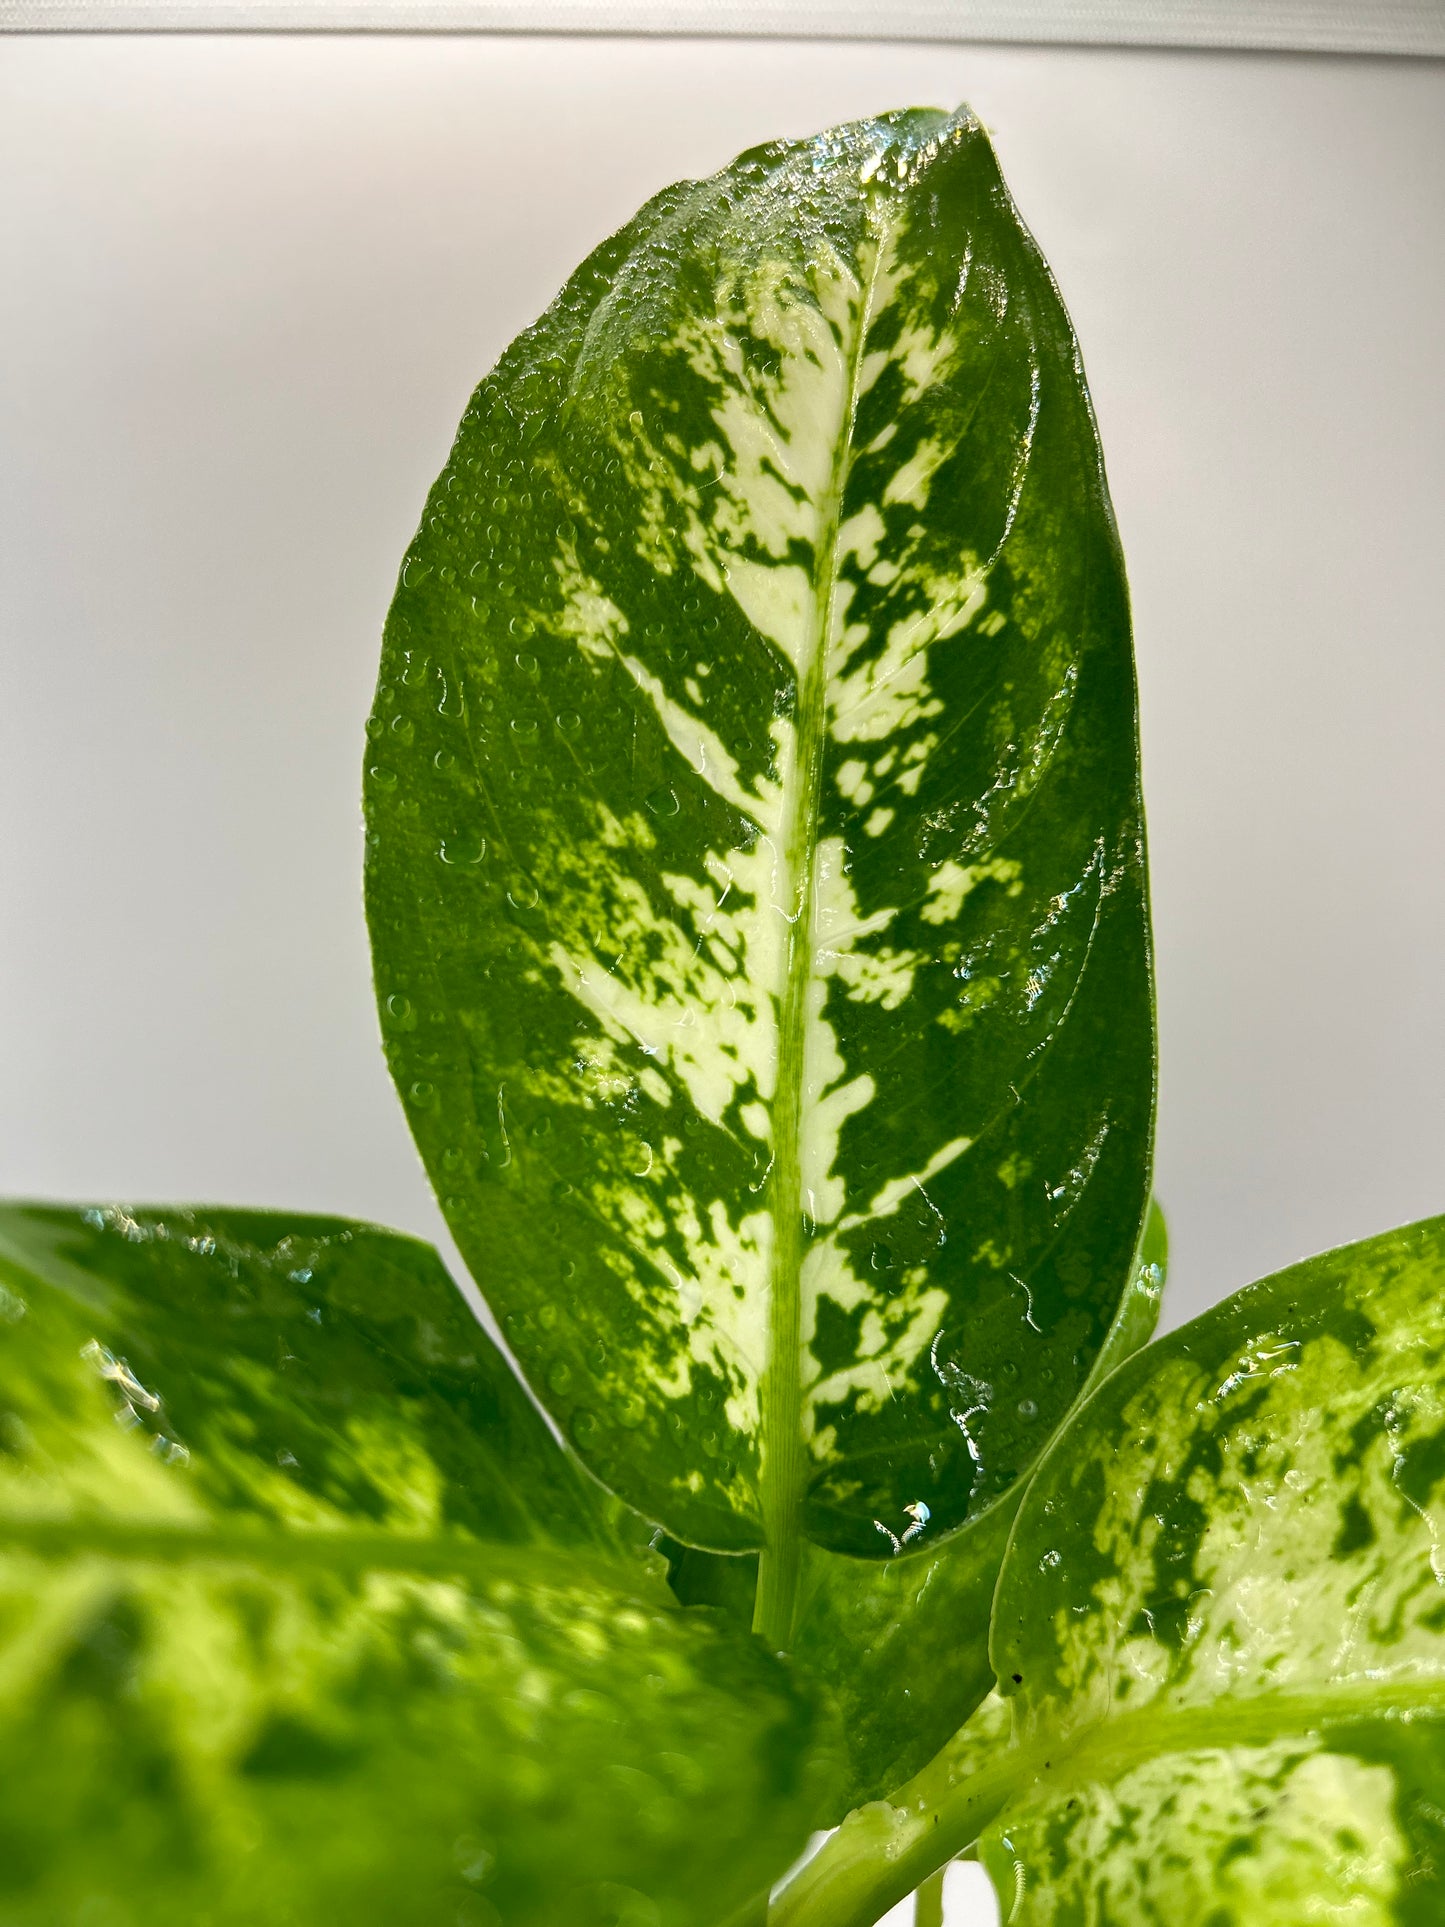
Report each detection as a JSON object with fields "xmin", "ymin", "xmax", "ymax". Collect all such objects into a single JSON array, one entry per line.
[
  {"xmin": 974, "ymin": 1212, "xmax": 1445, "ymax": 1923},
  {"xmin": 364, "ymin": 104, "xmax": 1153, "ymax": 1647},
  {"xmin": 0, "ymin": 1201, "xmax": 653, "ymax": 1563},
  {"xmin": 0, "ymin": 1205, "xmax": 829, "ymax": 1926},
  {"xmin": 672, "ymin": 1199, "xmax": 1166, "ymax": 1817},
  {"xmin": 770, "ymin": 1216, "xmax": 1445, "ymax": 1927}
]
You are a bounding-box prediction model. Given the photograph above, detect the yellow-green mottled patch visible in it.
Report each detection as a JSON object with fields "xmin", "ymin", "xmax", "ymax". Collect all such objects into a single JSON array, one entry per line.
[
  {"xmin": 0, "ymin": 1202, "xmax": 828, "ymax": 1927},
  {"xmin": 971, "ymin": 1216, "xmax": 1445, "ymax": 1922},
  {"xmin": 985, "ymin": 1741, "xmax": 1406, "ymax": 1926}
]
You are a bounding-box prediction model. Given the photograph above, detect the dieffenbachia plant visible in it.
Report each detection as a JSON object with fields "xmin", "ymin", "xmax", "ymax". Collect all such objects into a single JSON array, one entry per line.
[
  {"xmin": 2, "ymin": 101, "xmax": 1438, "ymax": 1927},
  {"xmin": 364, "ymin": 98, "xmax": 1153, "ymax": 1722}
]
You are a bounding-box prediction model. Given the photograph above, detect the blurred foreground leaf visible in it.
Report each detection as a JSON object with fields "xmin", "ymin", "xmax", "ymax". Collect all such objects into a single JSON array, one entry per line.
[{"xmin": 0, "ymin": 1205, "xmax": 828, "ymax": 1927}]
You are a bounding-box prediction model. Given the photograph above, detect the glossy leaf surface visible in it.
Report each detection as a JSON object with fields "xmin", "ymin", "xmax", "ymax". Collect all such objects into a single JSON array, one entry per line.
[
  {"xmin": 976, "ymin": 1215, "xmax": 1445, "ymax": 1923},
  {"xmin": 0, "ymin": 1205, "xmax": 827, "ymax": 1926},
  {"xmin": 364, "ymin": 105, "xmax": 1154, "ymax": 1614},
  {"xmin": 673, "ymin": 1199, "xmax": 1166, "ymax": 1815}
]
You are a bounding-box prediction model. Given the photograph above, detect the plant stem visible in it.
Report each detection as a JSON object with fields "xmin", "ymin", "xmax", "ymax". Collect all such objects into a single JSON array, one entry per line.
[
  {"xmin": 914, "ymin": 1867, "xmax": 946, "ymax": 1927},
  {"xmin": 768, "ymin": 1717, "xmax": 1035, "ymax": 1927}
]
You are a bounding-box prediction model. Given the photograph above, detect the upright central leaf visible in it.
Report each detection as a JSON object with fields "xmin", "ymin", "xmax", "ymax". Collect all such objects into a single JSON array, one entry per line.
[{"xmin": 365, "ymin": 106, "xmax": 1153, "ymax": 1639}]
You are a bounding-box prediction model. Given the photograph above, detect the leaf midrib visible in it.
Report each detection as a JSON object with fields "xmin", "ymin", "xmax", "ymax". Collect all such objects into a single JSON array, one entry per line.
[
  {"xmin": 771, "ymin": 1673, "xmax": 1445, "ymax": 1927},
  {"xmin": 752, "ymin": 208, "xmax": 892, "ymax": 1653},
  {"xmin": 0, "ymin": 1513, "xmax": 667, "ymax": 1602}
]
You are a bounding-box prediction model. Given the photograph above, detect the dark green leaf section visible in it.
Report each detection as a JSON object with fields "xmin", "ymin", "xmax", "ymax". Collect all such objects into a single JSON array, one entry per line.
[
  {"xmin": 0, "ymin": 1201, "xmax": 647, "ymax": 1561},
  {"xmin": 977, "ymin": 1214, "xmax": 1445, "ymax": 1923},
  {"xmin": 669, "ymin": 1506, "xmax": 1010, "ymax": 1824},
  {"xmin": 671, "ymin": 1201, "xmax": 1165, "ymax": 1815},
  {"xmin": 791, "ymin": 1506, "xmax": 1013, "ymax": 1814},
  {"xmin": 1077, "ymin": 1196, "xmax": 1166, "ymax": 1405},
  {"xmin": 364, "ymin": 103, "xmax": 1154, "ymax": 1566},
  {"xmin": 0, "ymin": 1205, "xmax": 828, "ymax": 1927}
]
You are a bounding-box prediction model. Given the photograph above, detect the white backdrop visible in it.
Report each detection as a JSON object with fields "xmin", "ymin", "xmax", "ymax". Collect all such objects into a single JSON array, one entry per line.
[{"xmin": 1, "ymin": 37, "xmax": 1443, "ymax": 1917}]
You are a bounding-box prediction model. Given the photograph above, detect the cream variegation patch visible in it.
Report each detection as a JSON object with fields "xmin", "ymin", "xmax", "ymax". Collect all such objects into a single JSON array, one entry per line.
[{"xmin": 521, "ymin": 180, "xmax": 1028, "ymax": 1498}]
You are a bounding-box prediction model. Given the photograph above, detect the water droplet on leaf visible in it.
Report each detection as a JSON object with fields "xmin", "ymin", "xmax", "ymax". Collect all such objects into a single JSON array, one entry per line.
[{"xmin": 440, "ymin": 831, "xmax": 486, "ymax": 866}]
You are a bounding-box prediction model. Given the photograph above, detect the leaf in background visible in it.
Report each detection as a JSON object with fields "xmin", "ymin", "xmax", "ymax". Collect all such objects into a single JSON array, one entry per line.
[
  {"xmin": 671, "ymin": 1199, "xmax": 1167, "ymax": 1817},
  {"xmin": 975, "ymin": 1214, "xmax": 1445, "ymax": 1922},
  {"xmin": 0, "ymin": 1205, "xmax": 829, "ymax": 1926},
  {"xmin": 365, "ymin": 103, "xmax": 1153, "ymax": 1646}
]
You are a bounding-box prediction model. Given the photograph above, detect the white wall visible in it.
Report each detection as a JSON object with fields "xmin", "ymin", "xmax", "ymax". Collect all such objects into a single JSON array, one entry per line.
[{"xmin": 2, "ymin": 40, "xmax": 1442, "ymax": 1345}]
